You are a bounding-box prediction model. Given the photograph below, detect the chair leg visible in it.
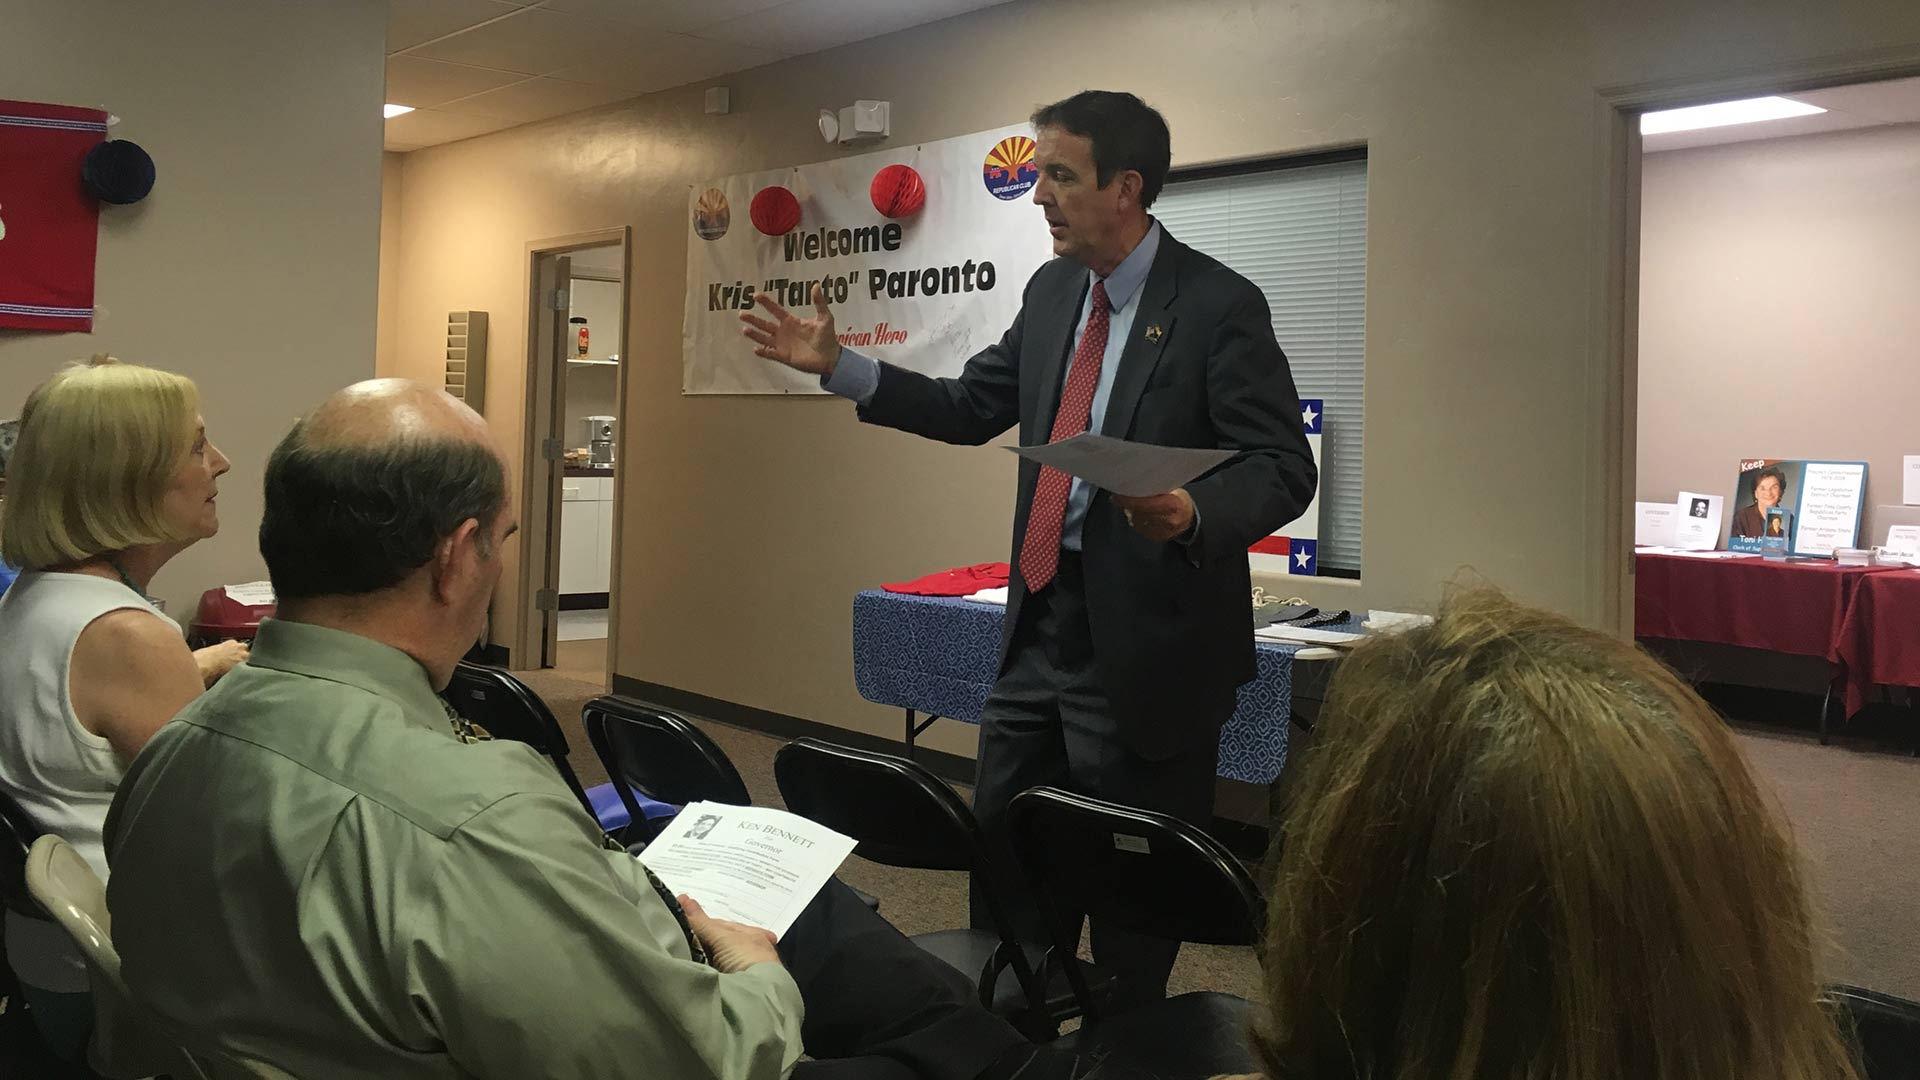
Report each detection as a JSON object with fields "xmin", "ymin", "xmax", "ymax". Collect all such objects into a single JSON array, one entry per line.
[{"xmin": 1819, "ymin": 683, "xmax": 1834, "ymax": 745}]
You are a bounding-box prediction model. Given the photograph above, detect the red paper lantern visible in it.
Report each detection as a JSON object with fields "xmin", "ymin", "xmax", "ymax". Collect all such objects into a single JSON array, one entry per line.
[
  {"xmin": 870, "ymin": 164, "xmax": 925, "ymax": 219},
  {"xmin": 749, "ymin": 185, "xmax": 802, "ymax": 236}
]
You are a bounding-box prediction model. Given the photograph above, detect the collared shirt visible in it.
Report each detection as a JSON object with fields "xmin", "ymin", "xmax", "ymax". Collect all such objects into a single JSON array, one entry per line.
[
  {"xmin": 825, "ymin": 221, "xmax": 1164, "ymax": 551},
  {"xmin": 103, "ymin": 619, "xmax": 804, "ymax": 1080}
]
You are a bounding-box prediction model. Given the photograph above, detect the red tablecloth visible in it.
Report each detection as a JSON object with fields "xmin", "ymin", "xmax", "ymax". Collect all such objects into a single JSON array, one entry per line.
[
  {"xmin": 1833, "ymin": 569, "xmax": 1920, "ymax": 715},
  {"xmin": 1634, "ymin": 553, "xmax": 1899, "ymax": 658}
]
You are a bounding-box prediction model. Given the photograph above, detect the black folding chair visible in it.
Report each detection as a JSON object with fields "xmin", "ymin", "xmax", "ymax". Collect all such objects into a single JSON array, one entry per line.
[
  {"xmin": 773, "ymin": 738, "xmax": 1095, "ymax": 1036},
  {"xmin": 0, "ymin": 790, "xmax": 46, "ymax": 921},
  {"xmin": 1826, "ymin": 984, "xmax": 1920, "ymax": 1080},
  {"xmin": 1007, "ymin": 786, "xmax": 1265, "ymax": 1077},
  {"xmin": 582, "ymin": 696, "xmax": 751, "ymax": 842},
  {"xmin": 442, "ymin": 662, "xmax": 596, "ymax": 819}
]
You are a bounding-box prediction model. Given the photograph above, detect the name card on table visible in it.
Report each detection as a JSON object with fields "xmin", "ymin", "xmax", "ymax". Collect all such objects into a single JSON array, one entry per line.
[
  {"xmin": 1884, "ymin": 525, "xmax": 1920, "ymax": 564},
  {"xmin": 1635, "ymin": 502, "xmax": 1677, "ymax": 547}
]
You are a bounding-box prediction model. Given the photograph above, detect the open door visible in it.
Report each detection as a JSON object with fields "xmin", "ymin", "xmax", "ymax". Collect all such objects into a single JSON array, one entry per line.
[{"xmin": 520, "ymin": 252, "xmax": 571, "ymax": 667}]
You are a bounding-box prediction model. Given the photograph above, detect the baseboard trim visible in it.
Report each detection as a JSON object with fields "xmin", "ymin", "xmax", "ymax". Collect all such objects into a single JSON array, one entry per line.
[{"xmin": 609, "ymin": 676, "xmax": 978, "ymax": 785}]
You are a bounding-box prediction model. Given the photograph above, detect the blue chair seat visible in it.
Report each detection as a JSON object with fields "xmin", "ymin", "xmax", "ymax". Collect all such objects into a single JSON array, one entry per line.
[{"xmin": 585, "ymin": 782, "xmax": 679, "ymax": 834}]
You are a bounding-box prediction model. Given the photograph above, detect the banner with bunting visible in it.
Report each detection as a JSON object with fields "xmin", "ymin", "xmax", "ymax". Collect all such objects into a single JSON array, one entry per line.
[
  {"xmin": 682, "ymin": 123, "xmax": 1054, "ymax": 395},
  {"xmin": 1249, "ymin": 399, "xmax": 1323, "ymax": 576}
]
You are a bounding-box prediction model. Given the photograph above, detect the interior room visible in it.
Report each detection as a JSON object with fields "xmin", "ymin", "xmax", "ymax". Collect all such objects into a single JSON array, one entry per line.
[{"xmin": 6, "ymin": 0, "xmax": 1920, "ymax": 1074}]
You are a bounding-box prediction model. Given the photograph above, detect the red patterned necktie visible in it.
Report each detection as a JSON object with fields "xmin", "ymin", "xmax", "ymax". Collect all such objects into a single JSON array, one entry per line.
[{"xmin": 1020, "ymin": 280, "xmax": 1111, "ymax": 592}]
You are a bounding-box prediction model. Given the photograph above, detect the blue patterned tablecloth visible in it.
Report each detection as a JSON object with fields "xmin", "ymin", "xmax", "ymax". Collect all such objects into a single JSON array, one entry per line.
[{"xmin": 852, "ymin": 589, "xmax": 1350, "ymax": 785}]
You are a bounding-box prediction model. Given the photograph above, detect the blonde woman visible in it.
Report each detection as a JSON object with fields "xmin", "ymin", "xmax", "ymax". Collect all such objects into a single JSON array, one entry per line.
[
  {"xmin": 1248, "ymin": 589, "xmax": 1860, "ymax": 1080},
  {"xmin": 0, "ymin": 356, "xmax": 245, "ymax": 1063}
]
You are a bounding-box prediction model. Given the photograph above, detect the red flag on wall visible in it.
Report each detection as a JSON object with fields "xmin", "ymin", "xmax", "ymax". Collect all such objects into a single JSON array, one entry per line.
[{"xmin": 0, "ymin": 99, "xmax": 108, "ymax": 332}]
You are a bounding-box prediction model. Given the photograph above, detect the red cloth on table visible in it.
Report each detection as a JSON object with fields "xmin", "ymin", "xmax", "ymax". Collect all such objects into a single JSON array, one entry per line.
[
  {"xmin": 1833, "ymin": 569, "xmax": 1920, "ymax": 716},
  {"xmin": 0, "ymin": 100, "xmax": 108, "ymax": 332},
  {"xmin": 1633, "ymin": 553, "xmax": 1900, "ymax": 657},
  {"xmin": 882, "ymin": 563, "xmax": 1011, "ymax": 596}
]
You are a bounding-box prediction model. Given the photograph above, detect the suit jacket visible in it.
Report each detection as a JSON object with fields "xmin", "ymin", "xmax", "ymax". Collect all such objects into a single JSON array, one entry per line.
[{"xmin": 857, "ymin": 231, "xmax": 1317, "ymax": 759}]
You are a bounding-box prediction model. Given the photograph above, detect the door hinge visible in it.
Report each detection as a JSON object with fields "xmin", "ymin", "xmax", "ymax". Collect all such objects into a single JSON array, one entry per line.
[
  {"xmin": 541, "ymin": 437, "xmax": 564, "ymax": 462},
  {"xmin": 535, "ymin": 588, "xmax": 559, "ymax": 612},
  {"xmin": 550, "ymin": 288, "xmax": 570, "ymax": 312}
]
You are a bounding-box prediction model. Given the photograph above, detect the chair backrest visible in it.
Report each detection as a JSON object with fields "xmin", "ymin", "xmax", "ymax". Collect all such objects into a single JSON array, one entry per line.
[
  {"xmin": 583, "ymin": 697, "xmax": 751, "ymax": 830},
  {"xmin": 1007, "ymin": 786, "xmax": 1265, "ymax": 949},
  {"xmin": 24, "ymin": 836, "xmax": 227, "ymax": 1080},
  {"xmin": 1827, "ymin": 984, "xmax": 1920, "ymax": 1080},
  {"xmin": 442, "ymin": 662, "xmax": 594, "ymax": 815},
  {"xmin": 0, "ymin": 789, "xmax": 47, "ymax": 920},
  {"xmin": 774, "ymin": 738, "xmax": 981, "ymax": 872}
]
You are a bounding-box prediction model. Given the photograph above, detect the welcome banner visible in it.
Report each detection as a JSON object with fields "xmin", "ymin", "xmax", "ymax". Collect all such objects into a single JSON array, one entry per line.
[{"xmin": 682, "ymin": 123, "xmax": 1053, "ymax": 395}]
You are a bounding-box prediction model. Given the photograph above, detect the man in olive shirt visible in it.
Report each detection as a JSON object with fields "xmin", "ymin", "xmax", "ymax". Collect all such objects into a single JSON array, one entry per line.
[{"xmin": 104, "ymin": 381, "xmax": 1056, "ymax": 1079}]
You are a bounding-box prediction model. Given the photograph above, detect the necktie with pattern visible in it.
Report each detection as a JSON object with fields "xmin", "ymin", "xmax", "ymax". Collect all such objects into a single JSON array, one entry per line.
[{"xmin": 1020, "ymin": 279, "xmax": 1111, "ymax": 592}]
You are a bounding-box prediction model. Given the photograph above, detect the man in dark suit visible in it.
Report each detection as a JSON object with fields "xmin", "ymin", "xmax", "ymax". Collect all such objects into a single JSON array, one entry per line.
[{"xmin": 743, "ymin": 90, "xmax": 1316, "ymax": 1006}]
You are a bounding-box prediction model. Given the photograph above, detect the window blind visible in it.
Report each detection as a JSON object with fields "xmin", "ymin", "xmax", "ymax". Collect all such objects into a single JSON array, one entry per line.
[{"xmin": 1153, "ymin": 157, "xmax": 1368, "ymax": 574}]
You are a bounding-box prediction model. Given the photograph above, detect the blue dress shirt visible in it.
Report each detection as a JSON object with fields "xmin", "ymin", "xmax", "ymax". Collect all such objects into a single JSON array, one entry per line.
[{"xmin": 824, "ymin": 222, "xmax": 1164, "ymax": 551}]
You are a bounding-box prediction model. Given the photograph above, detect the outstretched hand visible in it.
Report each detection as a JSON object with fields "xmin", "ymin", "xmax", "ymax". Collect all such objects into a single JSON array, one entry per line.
[{"xmin": 740, "ymin": 285, "xmax": 842, "ymax": 376}]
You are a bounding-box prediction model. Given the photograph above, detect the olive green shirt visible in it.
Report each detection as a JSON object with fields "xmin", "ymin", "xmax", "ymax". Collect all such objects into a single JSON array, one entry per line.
[{"xmin": 103, "ymin": 619, "xmax": 805, "ymax": 1079}]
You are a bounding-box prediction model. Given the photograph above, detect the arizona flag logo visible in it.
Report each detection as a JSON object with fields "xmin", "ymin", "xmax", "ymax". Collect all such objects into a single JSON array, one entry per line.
[
  {"xmin": 982, "ymin": 136, "xmax": 1038, "ymax": 200},
  {"xmin": 1250, "ymin": 399, "xmax": 1324, "ymax": 576}
]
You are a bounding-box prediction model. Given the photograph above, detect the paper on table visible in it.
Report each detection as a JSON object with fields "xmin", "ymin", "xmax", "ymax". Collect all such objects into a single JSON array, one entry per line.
[
  {"xmin": 223, "ymin": 581, "xmax": 276, "ymax": 606},
  {"xmin": 1906, "ymin": 456, "xmax": 1920, "ymax": 506},
  {"xmin": 1635, "ymin": 502, "xmax": 1677, "ymax": 547},
  {"xmin": 1673, "ymin": 492, "xmax": 1723, "ymax": 551},
  {"xmin": 636, "ymin": 801, "xmax": 856, "ymax": 939},
  {"xmin": 1638, "ymin": 547, "xmax": 1757, "ymax": 559},
  {"xmin": 1009, "ymin": 434, "xmax": 1234, "ymax": 498},
  {"xmin": 1255, "ymin": 624, "xmax": 1366, "ymax": 646}
]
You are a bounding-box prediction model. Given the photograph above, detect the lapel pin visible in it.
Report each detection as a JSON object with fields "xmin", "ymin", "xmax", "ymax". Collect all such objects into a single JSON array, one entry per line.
[{"xmin": 1144, "ymin": 324, "xmax": 1164, "ymax": 344}]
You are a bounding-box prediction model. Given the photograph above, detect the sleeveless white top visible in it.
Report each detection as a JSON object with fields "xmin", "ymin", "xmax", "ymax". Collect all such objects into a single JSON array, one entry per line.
[{"xmin": 0, "ymin": 570, "xmax": 176, "ymax": 991}]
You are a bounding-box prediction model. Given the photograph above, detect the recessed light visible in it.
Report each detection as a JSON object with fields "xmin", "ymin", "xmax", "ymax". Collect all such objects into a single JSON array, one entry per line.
[
  {"xmin": 1640, "ymin": 96, "xmax": 1824, "ymax": 135},
  {"xmin": 384, "ymin": 103, "xmax": 416, "ymax": 120}
]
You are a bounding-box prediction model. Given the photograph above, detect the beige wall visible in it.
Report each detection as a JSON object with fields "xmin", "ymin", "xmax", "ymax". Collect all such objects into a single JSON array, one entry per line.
[
  {"xmin": 378, "ymin": 152, "xmax": 406, "ymax": 376},
  {"xmin": 381, "ymin": 0, "xmax": 1920, "ymax": 752},
  {"xmin": 1, "ymin": 0, "xmax": 385, "ymax": 618},
  {"xmin": 1637, "ymin": 123, "xmax": 1920, "ymax": 543}
]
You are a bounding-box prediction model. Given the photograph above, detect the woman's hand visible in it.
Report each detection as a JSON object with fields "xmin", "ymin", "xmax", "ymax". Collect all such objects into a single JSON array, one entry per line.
[{"xmin": 193, "ymin": 639, "xmax": 250, "ymax": 687}]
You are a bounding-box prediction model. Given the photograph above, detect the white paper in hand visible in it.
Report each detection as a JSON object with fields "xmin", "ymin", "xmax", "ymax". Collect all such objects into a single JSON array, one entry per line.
[
  {"xmin": 636, "ymin": 802, "xmax": 855, "ymax": 939},
  {"xmin": 1009, "ymin": 434, "xmax": 1234, "ymax": 498}
]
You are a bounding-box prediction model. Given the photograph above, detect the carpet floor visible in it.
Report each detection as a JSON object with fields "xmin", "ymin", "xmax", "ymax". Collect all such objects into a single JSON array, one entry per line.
[{"xmin": 514, "ymin": 664, "xmax": 1920, "ymax": 1003}]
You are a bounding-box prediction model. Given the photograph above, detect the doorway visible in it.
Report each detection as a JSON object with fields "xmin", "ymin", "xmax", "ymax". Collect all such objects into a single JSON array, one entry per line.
[{"xmin": 515, "ymin": 228, "xmax": 631, "ymax": 685}]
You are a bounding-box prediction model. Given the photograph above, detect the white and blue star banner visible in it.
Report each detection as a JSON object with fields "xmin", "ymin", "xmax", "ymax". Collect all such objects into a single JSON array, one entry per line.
[
  {"xmin": 682, "ymin": 123, "xmax": 1054, "ymax": 395},
  {"xmin": 1250, "ymin": 399, "xmax": 1322, "ymax": 576}
]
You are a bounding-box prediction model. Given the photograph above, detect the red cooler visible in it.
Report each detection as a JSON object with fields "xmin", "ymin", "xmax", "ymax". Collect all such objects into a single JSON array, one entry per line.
[{"xmin": 189, "ymin": 583, "xmax": 276, "ymax": 649}]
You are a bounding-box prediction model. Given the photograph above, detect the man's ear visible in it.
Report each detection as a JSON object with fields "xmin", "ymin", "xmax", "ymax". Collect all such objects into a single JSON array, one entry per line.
[
  {"xmin": 430, "ymin": 518, "xmax": 483, "ymax": 604},
  {"xmin": 1117, "ymin": 168, "xmax": 1144, "ymax": 210}
]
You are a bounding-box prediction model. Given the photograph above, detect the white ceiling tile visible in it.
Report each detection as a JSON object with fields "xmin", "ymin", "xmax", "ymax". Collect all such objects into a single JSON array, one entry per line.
[
  {"xmin": 386, "ymin": 56, "xmax": 527, "ymax": 109},
  {"xmin": 540, "ymin": 0, "xmax": 791, "ymax": 35},
  {"xmin": 555, "ymin": 32, "xmax": 788, "ymax": 93},
  {"xmin": 437, "ymin": 78, "xmax": 640, "ymax": 125},
  {"xmin": 383, "ymin": 107, "xmax": 517, "ymax": 150},
  {"xmin": 407, "ymin": 7, "xmax": 609, "ymax": 74},
  {"xmin": 698, "ymin": 0, "xmax": 1012, "ymax": 53},
  {"xmin": 388, "ymin": 0, "xmax": 529, "ymax": 53}
]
